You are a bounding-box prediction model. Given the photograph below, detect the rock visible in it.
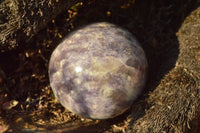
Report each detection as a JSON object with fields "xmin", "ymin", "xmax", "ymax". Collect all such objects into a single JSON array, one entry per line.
[{"xmin": 49, "ymin": 22, "xmax": 148, "ymax": 119}]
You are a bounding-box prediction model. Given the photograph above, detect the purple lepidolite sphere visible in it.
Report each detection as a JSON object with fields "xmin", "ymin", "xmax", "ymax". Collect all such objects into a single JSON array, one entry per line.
[{"xmin": 49, "ymin": 22, "xmax": 148, "ymax": 119}]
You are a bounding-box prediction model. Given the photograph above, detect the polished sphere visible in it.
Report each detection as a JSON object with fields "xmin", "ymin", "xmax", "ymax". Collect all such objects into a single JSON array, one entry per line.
[{"xmin": 49, "ymin": 22, "xmax": 148, "ymax": 119}]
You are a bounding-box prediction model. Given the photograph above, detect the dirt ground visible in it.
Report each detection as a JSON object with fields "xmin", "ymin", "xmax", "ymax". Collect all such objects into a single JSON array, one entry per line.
[{"xmin": 0, "ymin": 0, "xmax": 200, "ymax": 132}]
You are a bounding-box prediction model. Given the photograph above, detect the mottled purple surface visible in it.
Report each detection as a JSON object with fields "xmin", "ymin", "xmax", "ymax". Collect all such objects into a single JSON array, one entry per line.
[{"xmin": 49, "ymin": 22, "xmax": 148, "ymax": 119}]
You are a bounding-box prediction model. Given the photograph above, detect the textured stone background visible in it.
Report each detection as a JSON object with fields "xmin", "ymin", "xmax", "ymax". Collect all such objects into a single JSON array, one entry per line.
[{"xmin": 0, "ymin": 0, "xmax": 199, "ymax": 132}]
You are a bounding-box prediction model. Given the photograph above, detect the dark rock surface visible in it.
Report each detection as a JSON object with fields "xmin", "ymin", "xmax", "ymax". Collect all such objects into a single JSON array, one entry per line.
[{"xmin": 128, "ymin": 5, "xmax": 200, "ymax": 133}]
